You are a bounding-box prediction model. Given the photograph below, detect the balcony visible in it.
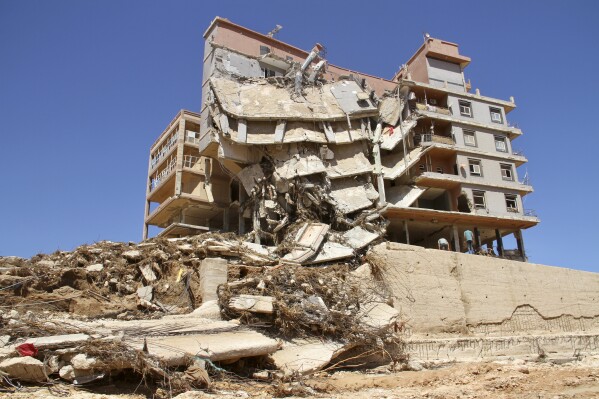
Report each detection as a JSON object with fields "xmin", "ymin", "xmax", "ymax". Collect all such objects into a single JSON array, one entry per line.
[
  {"xmin": 150, "ymin": 132, "xmax": 178, "ymax": 171},
  {"xmin": 419, "ymin": 133, "xmax": 455, "ymax": 146},
  {"xmin": 149, "ymin": 156, "xmax": 176, "ymax": 192},
  {"xmin": 414, "ymin": 102, "xmax": 451, "ymax": 116}
]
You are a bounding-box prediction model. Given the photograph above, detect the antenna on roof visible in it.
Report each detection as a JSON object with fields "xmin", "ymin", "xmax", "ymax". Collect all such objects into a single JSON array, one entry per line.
[
  {"xmin": 423, "ymin": 32, "xmax": 431, "ymax": 42},
  {"xmin": 267, "ymin": 25, "xmax": 283, "ymax": 38}
]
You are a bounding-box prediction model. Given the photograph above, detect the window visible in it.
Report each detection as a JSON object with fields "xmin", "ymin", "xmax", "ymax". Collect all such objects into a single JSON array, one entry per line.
[
  {"xmin": 468, "ymin": 159, "xmax": 482, "ymax": 176},
  {"xmin": 419, "ymin": 164, "xmax": 426, "ymax": 171},
  {"xmin": 286, "ymin": 55, "xmax": 293, "ymax": 61},
  {"xmin": 459, "ymin": 100, "xmax": 473, "ymax": 117},
  {"xmin": 490, "ymin": 107, "xmax": 503, "ymax": 123},
  {"xmin": 500, "ymin": 164, "xmax": 514, "ymax": 181},
  {"xmin": 261, "ymin": 67, "xmax": 276, "ymax": 78},
  {"xmin": 505, "ymin": 194, "xmax": 518, "ymax": 212},
  {"xmin": 436, "ymin": 167, "xmax": 444, "ymax": 173},
  {"xmin": 494, "ymin": 136, "xmax": 507, "ymax": 152},
  {"xmin": 259, "ymin": 45, "xmax": 271, "ymax": 55},
  {"xmin": 463, "ymin": 130, "xmax": 477, "ymax": 147},
  {"xmin": 472, "ymin": 190, "xmax": 486, "ymax": 209}
]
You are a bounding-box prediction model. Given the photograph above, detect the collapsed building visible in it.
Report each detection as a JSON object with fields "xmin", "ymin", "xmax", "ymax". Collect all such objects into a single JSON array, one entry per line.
[{"xmin": 143, "ymin": 17, "xmax": 539, "ymax": 261}]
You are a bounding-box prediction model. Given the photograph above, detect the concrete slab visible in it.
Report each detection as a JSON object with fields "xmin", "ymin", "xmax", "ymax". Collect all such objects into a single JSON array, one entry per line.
[
  {"xmin": 271, "ymin": 339, "xmax": 346, "ymax": 375},
  {"xmin": 229, "ymin": 295, "xmax": 274, "ymax": 314},
  {"xmin": 199, "ymin": 258, "xmax": 228, "ymax": 302},
  {"xmin": 24, "ymin": 333, "xmax": 90, "ymax": 349},
  {"xmin": 342, "ymin": 227, "xmax": 379, "ymax": 250},
  {"xmin": 0, "ymin": 356, "xmax": 46, "ymax": 382}
]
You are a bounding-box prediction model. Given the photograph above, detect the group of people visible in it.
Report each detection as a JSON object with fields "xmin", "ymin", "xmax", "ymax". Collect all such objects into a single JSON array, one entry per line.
[{"xmin": 437, "ymin": 229, "xmax": 475, "ymax": 254}]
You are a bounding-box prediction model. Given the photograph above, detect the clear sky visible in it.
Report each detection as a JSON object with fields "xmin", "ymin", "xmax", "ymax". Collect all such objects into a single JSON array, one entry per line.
[{"xmin": 1, "ymin": 1, "xmax": 597, "ymax": 272}]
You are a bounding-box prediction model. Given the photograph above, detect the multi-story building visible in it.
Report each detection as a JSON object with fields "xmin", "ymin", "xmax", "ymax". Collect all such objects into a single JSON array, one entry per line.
[{"xmin": 143, "ymin": 17, "xmax": 538, "ymax": 260}]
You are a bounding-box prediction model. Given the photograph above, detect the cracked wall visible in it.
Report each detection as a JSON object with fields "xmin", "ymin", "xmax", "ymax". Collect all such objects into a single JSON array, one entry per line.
[{"xmin": 371, "ymin": 242, "xmax": 599, "ymax": 337}]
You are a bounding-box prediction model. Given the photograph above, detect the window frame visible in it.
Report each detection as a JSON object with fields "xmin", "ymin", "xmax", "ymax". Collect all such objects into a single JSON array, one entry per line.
[
  {"xmin": 505, "ymin": 194, "xmax": 519, "ymax": 212},
  {"xmin": 463, "ymin": 130, "xmax": 477, "ymax": 147},
  {"xmin": 472, "ymin": 190, "xmax": 486, "ymax": 209},
  {"xmin": 490, "ymin": 107, "xmax": 504, "ymax": 124},
  {"xmin": 494, "ymin": 135, "xmax": 508, "ymax": 152},
  {"xmin": 259, "ymin": 45, "xmax": 271, "ymax": 55},
  {"xmin": 418, "ymin": 164, "xmax": 426, "ymax": 172},
  {"xmin": 468, "ymin": 159, "xmax": 483, "ymax": 177},
  {"xmin": 459, "ymin": 100, "xmax": 473, "ymax": 117},
  {"xmin": 436, "ymin": 166, "xmax": 444, "ymax": 174},
  {"xmin": 500, "ymin": 163, "xmax": 514, "ymax": 181}
]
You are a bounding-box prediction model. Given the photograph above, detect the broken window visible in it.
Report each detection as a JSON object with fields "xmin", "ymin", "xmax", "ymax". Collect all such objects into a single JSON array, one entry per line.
[
  {"xmin": 436, "ymin": 167, "xmax": 444, "ymax": 173},
  {"xmin": 500, "ymin": 163, "xmax": 514, "ymax": 181},
  {"xmin": 463, "ymin": 130, "xmax": 476, "ymax": 147},
  {"xmin": 260, "ymin": 45, "xmax": 271, "ymax": 55},
  {"xmin": 490, "ymin": 107, "xmax": 503, "ymax": 123},
  {"xmin": 472, "ymin": 190, "xmax": 486, "ymax": 209},
  {"xmin": 261, "ymin": 68, "xmax": 276, "ymax": 78},
  {"xmin": 419, "ymin": 164, "xmax": 426, "ymax": 172},
  {"xmin": 495, "ymin": 136, "xmax": 507, "ymax": 152},
  {"xmin": 505, "ymin": 194, "xmax": 518, "ymax": 212},
  {"xmin": 459, "ymin": 100, "xmax": 473, "ymax": 117},
  {"xmin": 468, "ymin": 159, "xmax": 482, "ymax": 176}
]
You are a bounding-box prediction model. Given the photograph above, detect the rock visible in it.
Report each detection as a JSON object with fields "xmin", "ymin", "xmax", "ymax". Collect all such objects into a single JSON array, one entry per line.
[
  {"xmin": 86, "ymin": 263, "xmax": 104, "ymax": 272},
  {"xmin": 46, "ymin": 355, "xmax": 61, "ymax": 374},
  {"xmin": 139, "ymin": 264, "xmax": 157, "ymax": 282},
  {"xmin": 137, "ymin": 286, "xmax": 153, "ymax": 302},
  {"xmin": 36, "ymin": 260, "xmax": 56, "ymax": 268},
  {"xmin": 71, "ymin": 353, "xmax": 98, "ymax": 370},
  {"xmin": 191, "ymin": 300, "xmax": 222, "ymax": 320},
  {"xmin": 407, "ymin": 360, "xmax": 424, "ymax": 371},
  {"xmin": 122, "ymin": 250, "xmax": 141, "ymax": 262},
  {"xmin": 59, "ymin": 365, "xmax": 75, "ymax": 381},
  {"xmin": 8, "ymin": 310, "xmax": 19, "ymax": 319},
  {"xmin": 229, "ymin": 295, "xmax": 274, "ymax": 314},
  {"xmin": 0, "ymin": 356, "xmax": 46, "ymax": 382}
]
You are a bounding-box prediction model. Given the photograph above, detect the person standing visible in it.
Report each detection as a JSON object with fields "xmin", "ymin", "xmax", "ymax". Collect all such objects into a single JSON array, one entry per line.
[{"xmin": 464, "ymin": 229, "xmax": 474, "ymax": 254}]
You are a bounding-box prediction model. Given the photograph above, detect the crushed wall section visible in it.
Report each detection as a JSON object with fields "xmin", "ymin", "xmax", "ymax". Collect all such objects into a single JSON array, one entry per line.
[{"xmin": 371, "ymin": 242, "xmax": 599, "ymax": 336}]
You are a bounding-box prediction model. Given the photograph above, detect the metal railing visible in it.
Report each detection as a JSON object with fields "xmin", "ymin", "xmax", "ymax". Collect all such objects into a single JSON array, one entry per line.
[
  {"xmin": 524, "ymin": 208, "xmax": 538, "ymax": 217},
  {"xmin": 183, "ymin": 155, "xmax": 200, "ymax": 169},
  {"xmin": 149, "ymin": 156, "xmax": 176, "ymax": 192},
  {"xmin": 420, "ymin": 133, "xmax": 455, "ymax": 145},
  {"xmin": 151, "ymin": 133, "xmax": 178, "ymax": 169}
]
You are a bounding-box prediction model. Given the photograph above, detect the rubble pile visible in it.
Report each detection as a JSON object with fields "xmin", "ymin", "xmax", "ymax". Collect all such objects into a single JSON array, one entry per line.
[{"xmin": 0, "ymin": 232, "xmax": 404, "ymax": 397}]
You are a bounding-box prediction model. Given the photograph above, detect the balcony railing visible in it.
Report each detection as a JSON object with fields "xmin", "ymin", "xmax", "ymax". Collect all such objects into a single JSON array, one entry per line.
[
  {"xmin": 149, "ymin": 156, "xmax": 176, "ymax": 192},
  {"xmin": 524, "ymin": 208, "xmax": 538, "ymax": 218},
  {"xmin": 183, "ymin": 155, "xmax": 200, "ymax": 169},
  {"xmin": 151, "ymin": 133, "xmax": 178, "ymax": 170},
  {"xmin": 415, "ymin": 102, "xmax": 452, "ymax": 116},
  {"xmin": 419, "ymin": 133, "xmax": 455, "ymax": 146},
  {"xmin": 185, "ymin": 130, "xmax": 201, "ymax": 145}
]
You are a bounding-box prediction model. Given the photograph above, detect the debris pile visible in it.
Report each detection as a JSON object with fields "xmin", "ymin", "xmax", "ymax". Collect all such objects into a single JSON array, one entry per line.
[{"xmin": 0, "ymin": 232, "xmax": 404, "ymax": 396}]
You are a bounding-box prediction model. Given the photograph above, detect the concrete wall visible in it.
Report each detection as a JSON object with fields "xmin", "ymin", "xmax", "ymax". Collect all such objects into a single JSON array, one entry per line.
[
  {"xmin": 460, "ymin": 185, "xmax": 524, "ymax": 217},
  {"xmin": 447, "ymin": 95, "xmax": 507, "ymax": 127},
  {"xmin": 452, "ymin": 125, "xmax": 513, "ymax": 155},
  {"xmin": 371, "ymin": 242, "xmax": 599, "ymax": 337},
  {"xmin": 427, "ymin": 58, "xmax": 465, "ymax": 91}
]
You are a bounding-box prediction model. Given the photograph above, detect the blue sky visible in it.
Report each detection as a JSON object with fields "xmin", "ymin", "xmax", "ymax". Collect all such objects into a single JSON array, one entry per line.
[{"xmin": 1, "ymin": 1, "xmax": 597, "ymax": 272}]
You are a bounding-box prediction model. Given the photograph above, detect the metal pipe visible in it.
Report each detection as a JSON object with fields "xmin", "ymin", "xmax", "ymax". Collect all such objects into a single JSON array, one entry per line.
[{"xmin": 301, "ymin": 44, "xmax": 323, "ymax": 73}]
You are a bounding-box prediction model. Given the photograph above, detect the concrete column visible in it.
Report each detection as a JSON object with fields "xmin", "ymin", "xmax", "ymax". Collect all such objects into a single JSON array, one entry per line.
[
  {"xmin": 142, "ymin": 200, "xmax": 150, "ymax": 240},
  {"xmin": 223, "ymin": 208, "xmax": 230, "ymax": 232},
  {"xmin": 474, "ymin": 227, "xmax": 481, "ymax": 252},
  {"xmin": 515, "ymin": 229, "xmax": 527, "ymax": 261},
  {"xmin": 495, "ymin": 229, "xmax": 504, "ymax": 257},
  {"xmin": 452, "ymin": 225, "xmax": 460, "ymax": 252},
  {"xmin": 238, "ymin": 189, "xmax": 247, "ymax": 235},
  {"xmin": 199, "ymin": 258, "xmax": 228, "ymax": 302},
  {"xmin": 403, "ymin": 220, "xmax": 410, "ymax": 245},
  {"xmin": 253, "ymin": 204, "xmax": 261, "ymax": 244},
  {"xmin": 175, "ymin": 117, "xmax": 186, "ymax": 196},
  {"xmin": 372, "ymin": 122, "xmax": 386, "ymax": 205}
]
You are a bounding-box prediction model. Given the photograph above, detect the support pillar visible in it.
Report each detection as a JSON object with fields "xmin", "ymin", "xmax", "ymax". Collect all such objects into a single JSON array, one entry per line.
[
  {"xmin": 473, "ymin": 227, "xmax": 481, "ymax": 252},
  {"xmin": 238, "ymin": 189, "xmax": 247, "ymax": 235},
  {"xmin": 452, "ymin": 225, "xmax": 460, "ymax": 252},
  {"xmin": 372, "ymin": 122, "xmax": 386, "ymax": 205},
  {"xmin": 253, "ymin": 204, "xmax": 261, "ymax": 245},
  {"xmin": 515, "ymin": 229, "xmax": 527, "ymax": 261},
  {"xmin": 403, "ymin": 220, "xmax": 410, "ymax": 245},
  {"xmin": 495, "ymin": 229, "xmax": 504, "ymax": 257},
  {"xmin": 223, "ymin": 208, "xmax": 230, "ymax": 232}
]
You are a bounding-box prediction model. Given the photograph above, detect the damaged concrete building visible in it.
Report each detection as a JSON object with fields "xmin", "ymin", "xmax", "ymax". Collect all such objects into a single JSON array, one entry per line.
[{"xmin": 143, "ymin": 17, "xmax": 538, "ymax": 260}]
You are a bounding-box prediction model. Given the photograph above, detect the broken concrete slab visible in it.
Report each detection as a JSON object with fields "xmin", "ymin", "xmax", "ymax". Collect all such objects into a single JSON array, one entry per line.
[
  {"xmin": 329, "ymin": 80, "xmax": 377, "ymax": 115},
  {"xmin": 137, "ymin": 286, "xmax": 153, "ymax": 302},
  {"xmin": 0, "ymin": 356, "xmax": 46, "ymax": 382},
  {"xmin": 307, "ymin": 242, "xmax": 354, "ymax": 264},
  {"xmin": 342, "ymin": 227, "xmax": 380, "ymax": 250},
  {"xmin": 236, "ymin": 164, "xmax": 265, "ymax": 195},
  {"xmin": 24, "ymin": 333, "xmax": 90, "ymax": 349},
  {"xmin": 130, "ymin": 330, "xmax": 280, "ymax": 366},
  {"xmin": 122, "ymin": 250, "xmax": 142, "ymax": 262},
  {"xmin": 229, "ymin": 295, "xmax": 274, "ymax": 314},
  {"xmin": 380, "ymin": 119, "xmax": 417, "ymax": 151},
  {"xmin": 358, "ymin": 302, "xmax": 399, "ymax": 332},
  {"xmin": 378, "ymin": 96, "xmax": 403, "ymax": 126},
  {"xmin": 282, "ymin": 223, "xmax": 329, "ymax": 264},
  {"xmin": 325, "ymin": 142, "xmax": 373, "ymax": 179},
  {"xmin": 139, "ymin": 264, "xmax": 157, "ymax": 282},
  {"xmin": 199, "ymin": 258, "xmax": 228, "ymax": 302},
  {"xmin": 329, "ymin": 179, "xmax": 379, "ymax": 214},
  {"xmin": 271, "ymin": 339, "xmax": 346, "ymax": 375},
  {"xmin": 70, "ymin": 353, "xmax": 98, "ymax": 370}
]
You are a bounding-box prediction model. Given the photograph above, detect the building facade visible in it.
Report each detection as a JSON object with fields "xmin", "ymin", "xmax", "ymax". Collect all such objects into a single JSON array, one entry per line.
[{"xmin": 143, "ymin": 17, "xmax": 538, "ymax": 259}]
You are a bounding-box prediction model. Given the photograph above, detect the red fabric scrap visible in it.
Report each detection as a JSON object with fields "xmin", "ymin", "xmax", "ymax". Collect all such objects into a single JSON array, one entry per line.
[
  {"xmin": 16, "ymin": 343, "xmax": 38, "ymax": 357},
  {"xmin": 388, "ymin": 126, "xmax": 394, "ymax": 135}
]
